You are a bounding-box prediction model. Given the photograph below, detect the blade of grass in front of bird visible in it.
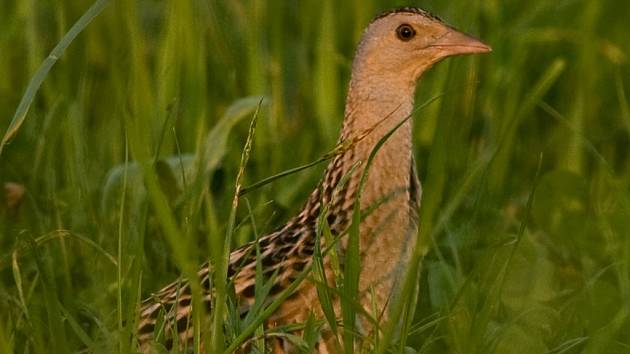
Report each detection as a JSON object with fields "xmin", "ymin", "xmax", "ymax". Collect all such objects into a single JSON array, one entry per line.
[
  {"xmin": 343, "ymin": 133, "xmax": 396, "ymax": 351},
  {"xmin": 210, "ymin": 98, "xmax": 262, "ymax": 353},
  {"xmin": 238, "ymin": 156, "xmax": 332, "ymax": 197},
  {"xmin": 129, "ymin": 273, "xmax": 144, "ymax": 353},
  {"xmin": 240, "ymin": 198, "xmax": 282, "ymax": 351},
  {"xmin": 184, "ymin": 98, "xmax": 265, "ymax": 267},
  {"xmin": 244, "ymin": 198, "xmax": 267, "ymax": 352},
  {"xmin": 240, "ymin": 97, "xmax": 404, "ymax": 199},
  {"xmin": 343, "ymin": 94, "xmax": 443, "ymax": 354},
  {"xmin": 301, "ymin": 314, "xmax": 323, "ymax": 352},
  {"xmin": 312, "ymin": 160, "xmax": 361, "ymax": 349},
  {"xmin": 223, "ymin": 205, "xmax": 386, "ymax": 354},
  {"xmin": 375, "ymin": 126, "xmax": 492, "ymax": 354},
  {"xmin": 223, "ymin": 224, "xmax": 369, "ymax": 354},
  {"xmin": 127, "ymin": 116, "xmax": 204, "ymax": 353},
  {"xmin": 313, "ymin": 214, "xmax": 336, "ymax": 326},
  {"xmin": 222, "ymin": 259, "xmax": 311, "ymax": 354}
]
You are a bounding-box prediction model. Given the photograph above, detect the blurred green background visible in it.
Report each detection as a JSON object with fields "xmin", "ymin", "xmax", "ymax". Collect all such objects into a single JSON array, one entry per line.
[{"xmin": 1, "ymin": 0, "xmax": 629, "ymax": 353}]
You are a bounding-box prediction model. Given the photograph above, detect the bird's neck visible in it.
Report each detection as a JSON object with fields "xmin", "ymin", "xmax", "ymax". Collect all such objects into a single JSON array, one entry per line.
[
  {"xmin": 340, "ymin": 76, "xmax": 416, "ymax": 206},
  {"xmin": 303, "ymin": 71, "xmax": 417, "ymax": 236}
]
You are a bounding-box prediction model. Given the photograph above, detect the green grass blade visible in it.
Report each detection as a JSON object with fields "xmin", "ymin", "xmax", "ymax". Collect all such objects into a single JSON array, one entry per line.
[
  {"xmin": 0, "ymin": 320, "xmax": 14, "ymax": 354},
  {"xmin": 211, "ymin": 98, "xmax": 262, "ymax": 353},
  {"xmin": 616, "ymin": 72, "xmax": 630, "ymax": 135},
  {"xmin": 0, "ymin": 0, "xmax": 111, "ymax": 156},
  {"xmin": 58, "ymin": 301, "xmax": 97, "ymax": 351},
  {"xmin": 313, "ymin": 216, "xmax": 339, "ymax": 340},
  {"xmin": 314, "ymin": 0, "xmax": 340, "ymax": 144},
  {"xmin": 117, "ymin": 132, "xmax": 129, "ymax": 354},
  {"xmin": 343, "ymin": 95, "xmax": 443, "ymax": 354},
  {"xmin": 490, "ymin": 58, "xmax": 566, "ymax": 189},
  {"xmin": 11, "ymin": 251, "xmax": 30, "ymax": 324}
]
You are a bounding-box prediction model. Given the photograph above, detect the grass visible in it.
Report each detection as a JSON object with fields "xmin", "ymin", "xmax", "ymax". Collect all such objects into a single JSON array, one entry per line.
[{"xmin": 1, "ymin": 0, "xmax": 630, "ymax": 353}]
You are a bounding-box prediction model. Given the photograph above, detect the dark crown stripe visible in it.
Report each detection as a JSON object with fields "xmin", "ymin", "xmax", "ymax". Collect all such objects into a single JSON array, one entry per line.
[{"xmin": 371, "ymin": 7, "xmax": 444, "ymax": 24}]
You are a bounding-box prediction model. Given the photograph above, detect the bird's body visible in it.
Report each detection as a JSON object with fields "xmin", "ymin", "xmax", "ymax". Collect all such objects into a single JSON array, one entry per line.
[{"xmin": 137, "ymin": 7, "xmax": 490, "ymax": 353}]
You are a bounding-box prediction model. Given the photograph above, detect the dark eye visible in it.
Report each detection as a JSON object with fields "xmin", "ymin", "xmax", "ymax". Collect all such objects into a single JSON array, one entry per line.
[{"xmin": 396, "ymin": 24, "xmax": 416, "ymax": 41}]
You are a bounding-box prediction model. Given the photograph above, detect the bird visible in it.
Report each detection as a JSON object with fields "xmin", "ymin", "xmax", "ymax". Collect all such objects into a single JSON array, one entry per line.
[{"xmin": 136, "ymin": 7, "xmax": 490, "ymax": 353}]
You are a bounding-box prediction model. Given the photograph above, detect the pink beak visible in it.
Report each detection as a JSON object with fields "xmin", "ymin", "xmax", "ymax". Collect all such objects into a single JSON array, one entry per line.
[{"xmin": 430, "ymin": 27, "xmax": 492, "ymax": 56}]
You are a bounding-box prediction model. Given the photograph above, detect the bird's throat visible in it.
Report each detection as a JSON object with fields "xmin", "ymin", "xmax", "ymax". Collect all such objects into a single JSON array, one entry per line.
[{"xmin": 312, "ymin": 74, "xmax": 418, "ymax": 246}]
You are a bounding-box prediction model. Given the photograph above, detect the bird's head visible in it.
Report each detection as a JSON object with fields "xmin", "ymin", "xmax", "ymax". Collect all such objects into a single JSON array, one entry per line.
[{"xmin": 354, "ymin": 7, "xmax": 491, "ymax": 85}]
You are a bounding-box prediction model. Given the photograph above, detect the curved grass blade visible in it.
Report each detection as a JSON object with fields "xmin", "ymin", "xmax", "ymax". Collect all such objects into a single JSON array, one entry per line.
[
  {"xmin": 0, "ymin": 230, "xmax": 118, "ymax": 271},
  {"xmin": 0, "ymin": 0, "xmax": 111, "ymax": 156},
  {"xmin": 342, "ymin": 94, "xmax": 443, "ymax": 353}
]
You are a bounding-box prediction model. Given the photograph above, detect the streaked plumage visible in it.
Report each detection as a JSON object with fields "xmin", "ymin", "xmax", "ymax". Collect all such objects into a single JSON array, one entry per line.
[{"xmin": 137, "ymin": 7, "xmax": 490, "ymax": 353}]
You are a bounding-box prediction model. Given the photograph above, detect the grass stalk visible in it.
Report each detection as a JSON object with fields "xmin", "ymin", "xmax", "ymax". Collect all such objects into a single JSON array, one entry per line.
[
  {"xmin": 0, "ymin": 0, "xmax": 111, "ymax": 156},
  {"xmin": 210, "ymin": 99, "xmax": 263, "ymax": 353}
]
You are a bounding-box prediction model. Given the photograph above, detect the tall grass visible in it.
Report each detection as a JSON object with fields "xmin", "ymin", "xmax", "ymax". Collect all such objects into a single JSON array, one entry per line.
[{"xmin": 1, "ymin": 0, "xmax": 629, "ymax": 353}]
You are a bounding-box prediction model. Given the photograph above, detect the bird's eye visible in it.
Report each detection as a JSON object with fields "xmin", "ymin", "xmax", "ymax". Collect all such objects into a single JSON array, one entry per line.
[{"xmin": 396, "ymin": 24, "xmax": 416, "ymax": 41}]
